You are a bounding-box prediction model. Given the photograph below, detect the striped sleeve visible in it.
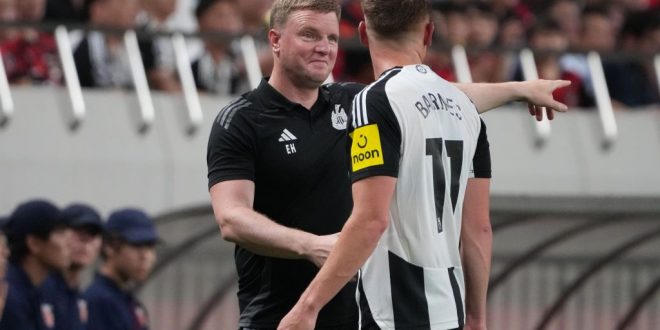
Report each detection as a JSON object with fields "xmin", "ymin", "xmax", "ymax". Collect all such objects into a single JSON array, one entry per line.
[
  {"xmin": 207, "ymin": 97, "xmax": 255, "ymax": 188},
  {"xmin": 349, "ymin": 69, "xmax": 402, "ymax": 182}
]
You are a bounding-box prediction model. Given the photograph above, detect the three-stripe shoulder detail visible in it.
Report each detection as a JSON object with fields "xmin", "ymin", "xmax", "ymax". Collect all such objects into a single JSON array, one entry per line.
[
  {"xmin": 351, "ymin": 68, "xmax": 401, "ymax": 128},
  {"xmin": 216, "ymin": 98, "xmax": 251, "ymax": 129}
]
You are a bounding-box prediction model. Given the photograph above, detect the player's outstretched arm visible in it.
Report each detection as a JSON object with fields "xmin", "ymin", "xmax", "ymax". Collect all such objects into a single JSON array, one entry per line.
[
  {"xmin": 460, "ymin": 178, "xmax": 492, "ymax": 330},
  {"xmin": 277, "ymin": 176, "xmax": 396, "ymax": 330},
  {"xmin": 210, "ymin": 180, "xmax": 338, "ymax": 267},
  {"xmin": 454, "ymin": 80, "xmax": 571, "ymax": 120}
]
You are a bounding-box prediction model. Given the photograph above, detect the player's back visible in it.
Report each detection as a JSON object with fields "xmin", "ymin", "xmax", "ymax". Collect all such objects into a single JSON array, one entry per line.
[{"xmin": 350, "ymin": 64, "xmax": 483, "ymax": 329}]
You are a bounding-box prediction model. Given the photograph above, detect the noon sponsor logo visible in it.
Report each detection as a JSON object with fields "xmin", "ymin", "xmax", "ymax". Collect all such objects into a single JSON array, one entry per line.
[{"xmin": 350, "ymin": 124, "xmax": 384, "ymax": 171}]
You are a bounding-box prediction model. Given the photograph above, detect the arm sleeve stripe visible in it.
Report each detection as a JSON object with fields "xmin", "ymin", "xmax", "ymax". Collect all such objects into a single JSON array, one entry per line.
[
  {"xmin": 353, "ymin": 68, "xmax": 402, "ymax": 128},
  {"xmin": 216, "ymin": 98, "xmax": 245, "ymax": 123},
  {"xmin": 220, "ymin": 99, "xmax": 250, "ymax": 129}
]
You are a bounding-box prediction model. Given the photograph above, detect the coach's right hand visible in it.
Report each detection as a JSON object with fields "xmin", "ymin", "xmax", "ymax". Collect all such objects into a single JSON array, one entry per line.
[{"xmin": 304, "ymin": 233, "xmax": 339, "ymax": 268}]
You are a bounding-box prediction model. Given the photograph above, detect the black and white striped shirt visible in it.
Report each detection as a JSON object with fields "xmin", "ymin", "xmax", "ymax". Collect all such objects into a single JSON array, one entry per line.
[{"xmin": 348, "ymin": 64, "xmax": 491, "ymax": 330}]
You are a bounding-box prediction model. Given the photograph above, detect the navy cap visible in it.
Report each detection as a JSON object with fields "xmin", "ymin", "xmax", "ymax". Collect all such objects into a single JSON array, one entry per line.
[
  {"xmin": 106, "ymin": 209, "xmax": 159, "ymax": 245},
  {"xmin": 6, "ymin": 200, "xmax": 66, "ymax": 239},
  {"xmin": 62, "ymin": 203, "xmax": 104, "ymax": 233}
]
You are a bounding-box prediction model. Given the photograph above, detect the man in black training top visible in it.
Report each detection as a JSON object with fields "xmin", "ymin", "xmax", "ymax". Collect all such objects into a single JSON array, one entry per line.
[{"xmin": 207, "ymin": 0, "xmax": 570, "ymax": 329}]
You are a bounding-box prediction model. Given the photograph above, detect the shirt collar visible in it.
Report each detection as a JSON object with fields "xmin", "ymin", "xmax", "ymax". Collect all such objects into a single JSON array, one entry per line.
[
  {"xmin": 7, "ymin": 262, "xmax": 36, "ymax": 291},
  {"xmin": 94, "ymin": 272, "xmax": 133, "ymax": 299},
  {"xmin": 48, "ymin": 272, "xmax": 79, "ymax": 294},
  {"xmin": 379, "ymin": 66, "xmax": 403, "ymax": 79},
  {"xmin": 255, "ymin": 78, "xmax": 331, "ymax": 111}
]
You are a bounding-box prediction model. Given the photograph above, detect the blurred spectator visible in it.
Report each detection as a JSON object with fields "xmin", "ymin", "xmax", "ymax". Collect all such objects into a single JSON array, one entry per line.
[
  {"xmin": 581, "ymin": 6, "xmax": 617, "ymax": 53},
  {"xmin": 492, "ymin": 0, "xmax": 533, "ymax": 24},
  {"xmin": 17, "ymin": 0, "xmax": 47, "ymax": 21},
  {"xmin": 602, "ymin": 9, "xmax": 660, "ymax": 107},
  {"xmin": 41, "ymin": 203, "xmax": 104, "ymax": 330},
  {"xmin": 547, "ymin": 0, "xmax": 582, "ymax": 48},
  {"xmin": 0, "ymin": 0, "xmax": 62, "ymax": 85},
  {"xmin": 44, "ymin": 0, "xmax": 85, "ymax": 23},
  {"xmin": 425, "ymin": 2, "xmax": 470, "ymax": 81},
  {"xmin": 468, "ymin": 3, "xmax": 504, "ymax": 82},
  {"xmin": 237, "ymin": 0, "xmax": 271, "ymax": 35},
  {"xmin": 498, "ymin": 10, "xmax": 526, "ymax": 50},
  {"xmin": 560, "ymin": 5, "xmax": 616, "ymax": 107},
  {"xmin": 0, "ymin": 216, "xmax": 8, "ymax": 320},
  {"xmin": 468, "ymin": 3, "xmax": 500, "ymax": 49},
  {"xmin": 0, "ymin": 200, "xmax": 71, "ymax": 330},
  {"xmin": 192, "ymin": 0, "xmax": 248, "ymax": 95},
  {"xmin": 333, "ymin": 0, "xmax": 372, "ymax": 83},
  {"xmin": 613, "ymin": 0, "xmax": 659, "ymax": 10},
  {"xmin": 437, "ymin": 2, "xmax": 471, "ymax": 46},
  {"xmin": 516, "ymin": 20, "xmax": 586, "ymax": 107},
  {"xmin": 139, "ymin": 0, "xmax": 177, "ymax": 26},
  {"xmin": 237, "ymin": 0, "xmax": 273, "ymax": 76},
  {"xmin": 84, "ymin": 208, "xmax": 158, "ymax": 330},
  {"xmin": 73, "ymin": 0, "xmax": 168, "ymax": 90},
  {"xmin": 0, "ymin": 0, "xmax": 18, "ymax": 42},
  {"xmin": 137, "ymin": 0, "xmax": 182, "ymax": 92}
]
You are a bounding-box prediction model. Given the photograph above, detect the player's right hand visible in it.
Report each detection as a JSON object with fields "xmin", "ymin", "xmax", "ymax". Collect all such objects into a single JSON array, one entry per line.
[
  {"xmin": 305, "ymin": 233, "xmax": 339, "ymax": 268},
  {"xmin": 523, "ymin": 79, "xmax": 572, "ymax": 121}
]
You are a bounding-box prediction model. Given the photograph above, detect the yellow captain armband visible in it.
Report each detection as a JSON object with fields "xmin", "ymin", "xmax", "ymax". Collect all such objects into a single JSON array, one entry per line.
[{"xmin": 350, "ymin": 124, "xmax": 384, "ymax": 172}]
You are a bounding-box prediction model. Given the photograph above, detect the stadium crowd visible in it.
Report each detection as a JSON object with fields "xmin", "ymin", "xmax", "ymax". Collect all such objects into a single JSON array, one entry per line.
[
  {"xmin": 0, "ymin": 200, "xmax": 159, "ymax": 330},
  {"xmin": 0, "ymin": 0, "xmax": 658, "ymax": 108}
]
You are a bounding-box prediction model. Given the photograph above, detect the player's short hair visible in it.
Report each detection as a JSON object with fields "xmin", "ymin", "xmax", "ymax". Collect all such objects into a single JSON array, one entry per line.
[
  {"xmin": 269, "ymin": 0, "xmax": 341, "ymax": 29},
  {"xmin": 361, "ymin": 0, "xmax": 432, "ymax": 39}
]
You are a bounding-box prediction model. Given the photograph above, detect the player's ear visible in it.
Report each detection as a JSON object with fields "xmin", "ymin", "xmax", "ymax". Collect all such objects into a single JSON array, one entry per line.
[
  {"xmin": 269, "ymin": 29, "xmax": 281, "ymax": 54},
  {"xmin": 423, "ymin": 21, "xmax": 434, "ymax": 47},
  {"xmin": 358, "ymin": 21, "xmax": 369, "ymax": 47}
]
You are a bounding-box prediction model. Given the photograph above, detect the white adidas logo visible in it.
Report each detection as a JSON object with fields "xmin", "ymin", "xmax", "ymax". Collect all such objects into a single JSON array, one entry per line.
[{"xmin": 278, "ymin": 129, "xmax": 297, "ymax": 142}]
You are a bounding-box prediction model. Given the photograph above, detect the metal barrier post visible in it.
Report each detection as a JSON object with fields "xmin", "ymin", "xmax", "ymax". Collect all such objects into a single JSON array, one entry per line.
[
  {"xmin": 54, "ymin": 26, "xmax": 85, "ymax": 130},
  {"xmin": 240, "ymin": 36, "xmax": 262, "ymax": 89},
  {"xmin": 0, "ymin": 51, "xmax": 14, "ymax": 127},
  {"xmin": 587, "ymin": 51, "xmax": 617, "ymax": 148},
  {"xmin": 172, "ymin": 33, "xmax": 203, "ymax": 135},
  {"xmin": 124, "ymin": 30, "xmax": 155, "ymax": 133},
  {"xmin": 451, "ymin": 45, "xmax": 472, "ymax": 83},
  {"xmin": 519, "ymin": 48, "xmax": 551, "ymax": 146}
]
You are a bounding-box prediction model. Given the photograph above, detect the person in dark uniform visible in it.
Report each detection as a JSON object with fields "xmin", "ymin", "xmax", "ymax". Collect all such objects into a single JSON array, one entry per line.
[
  {"xmin": 83, "ymin": 208, "xmax": 158, "ymax": 330},
  {"xmin": 0, "ymin": 200, "xmax": 71, "ymax": 330},
  {"xmin": 0, "ymin": 216, "xmax": 10, "ymax": 320},
  {"xmin": 207, "ymin": 1, "xmax": 571, "ymax": 329},
  {"xmin": 41, "ymin": 203, "xmax": 104, "ymax": 330}
]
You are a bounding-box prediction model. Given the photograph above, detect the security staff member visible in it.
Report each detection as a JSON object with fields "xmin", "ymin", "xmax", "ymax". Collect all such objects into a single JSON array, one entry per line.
[
  {"xmin": 83, "ymin": 208, "xmax": 158, "ymax": 330},
  {"xmin": 0, "ymin": 200, "xmax": 71, "ymax": 330},
  {"xmin": 41, "ymin": 203, "xmax": 104, "ymax": 330}
]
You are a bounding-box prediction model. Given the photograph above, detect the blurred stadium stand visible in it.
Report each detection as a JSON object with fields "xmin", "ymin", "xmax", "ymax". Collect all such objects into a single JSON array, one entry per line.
[{"xmin": 1, "ymin": 19, "xmax": 659, "ymax": 330}]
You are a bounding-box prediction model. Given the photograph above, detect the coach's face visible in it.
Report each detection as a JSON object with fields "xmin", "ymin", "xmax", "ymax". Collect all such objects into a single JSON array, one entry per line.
[{"xmin": 270, "ymin": 9, "xmax": 339, "ymax": 88}]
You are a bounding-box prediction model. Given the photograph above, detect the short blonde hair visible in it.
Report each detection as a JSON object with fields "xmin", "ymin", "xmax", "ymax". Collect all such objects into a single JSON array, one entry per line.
[{"xmin": 269, "ymin": 0, "xmax": 341, "ymax": 28}]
